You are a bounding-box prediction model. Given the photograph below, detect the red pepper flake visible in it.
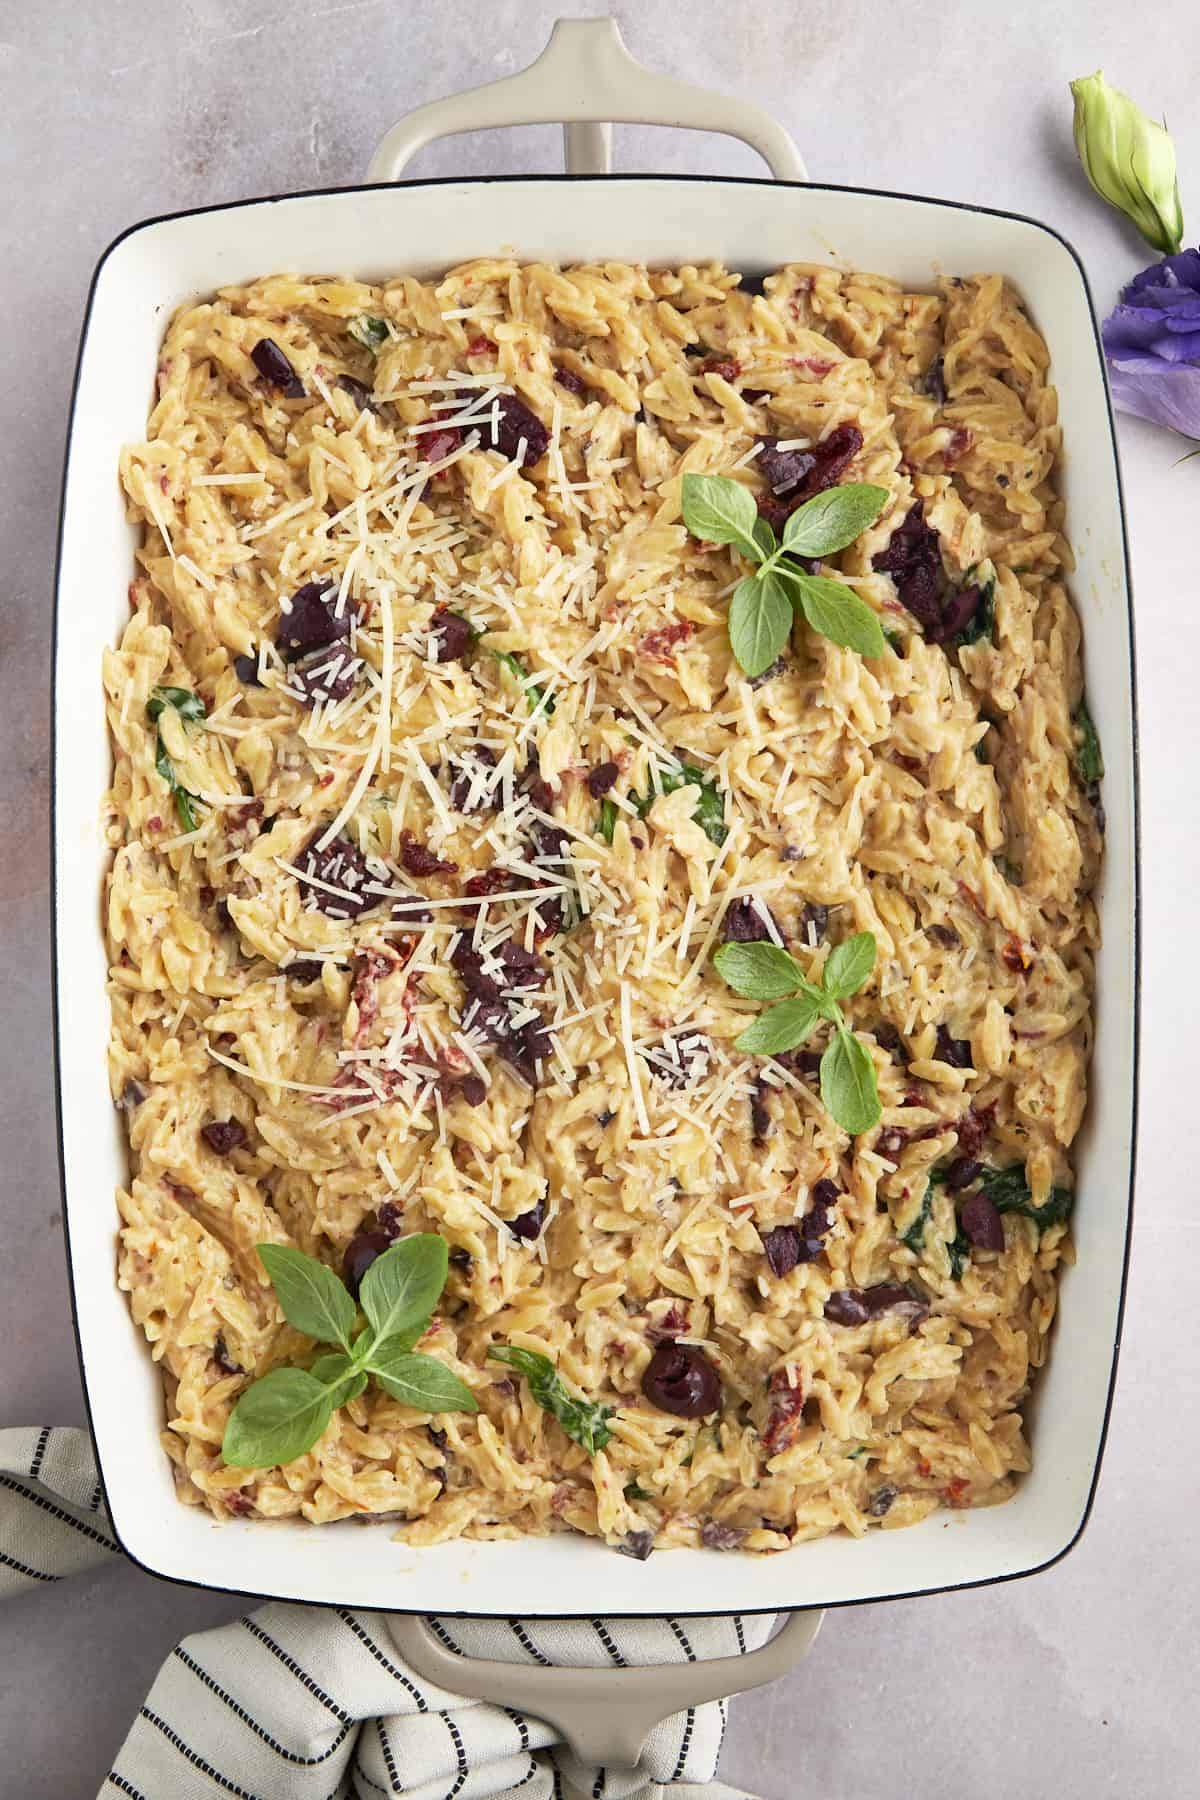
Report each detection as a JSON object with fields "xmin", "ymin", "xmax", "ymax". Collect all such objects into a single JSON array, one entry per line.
[
  {"xmin": 944, "ymin": 427, "xmax": 975, "ymax": 465},
  {"xmin": 957, "ymin": 880, "xmax": 988, "ymax": 920},
  {"xmin": 790, "ymin": 356, "xmax": 835, "ymax": 376},
  {"xmin": 917, "ymin": 1457, "xmax": 932, "ymax": 1478},
  {"xmin": 223, "ymin": 1492, "xmax": 254, "ymax": 1517},
  {"xmin": 128, "ymin": 582, "xmax": 141, "ymax": 611},
  {"xmin": 146, "ymin": 815, "xmax": 162, "ymax": 832},
  {"xmin": 944, "ymin": 1477, "xmax": 971, "ymax": 1507},
  {"xmin": 1001, "ymin": 933, "xmax": 1033, "ymax": 974},
  {"xmin": 159, "ymin": 475, "xmax": 170, "ymax": 494},
  {"xmin": 638, "ymin": 620, "xmax": 695, "ymax": 663},
  {"xmin": 700, "ymin": 356, "xmax": 740, "ymax": 380},
  {"xmin": 466, "ymin": 334, "xmax": 494, "ymax": 357},
  {"xmin": 318, "ymin": 772, "xmax": 334, "ymax": 788}
]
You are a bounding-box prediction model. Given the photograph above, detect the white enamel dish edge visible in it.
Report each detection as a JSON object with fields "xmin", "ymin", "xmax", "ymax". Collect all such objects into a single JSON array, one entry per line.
[{"xmin": 52, "ymin": 172, "xmax": 1138, "ymax": 1618}]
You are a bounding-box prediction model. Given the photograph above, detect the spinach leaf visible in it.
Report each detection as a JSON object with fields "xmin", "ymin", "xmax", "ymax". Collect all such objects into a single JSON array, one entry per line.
[
  {"xmin": 597, "ymin": 797, "xmax": 617, "ymax": 844},
  {"xmin": 900, "ymin": 1187, "xmax": 934, "ymax": 1253},
  {"xmin": 1074, "ymin": 702, "xmax": 1104, "ymax": 786},
  {"xmin": 347, "ymin": 315, "xmax": 391, "ymax": 353},
  {"xmin": 635, "ymin": 762, "xmax": 727, "ymax": 846},
  {"xmin": 946, "ymin": 1231, "xmax": 971, "ymax": 1282},
  {"xmin": 490, "ymin": 648, "xmax": 555, "ymax": 717},
  {"xmin": 147, "ymin": 686, "xmax": 206, "ymax": 833},
  {"xmin": 488, "ymin": 1344, "xmax": 615, "ymax": 1452},
  {"xmin": 976, "ymin": 1165, "xmax": 1073, "ymax": 1230}
]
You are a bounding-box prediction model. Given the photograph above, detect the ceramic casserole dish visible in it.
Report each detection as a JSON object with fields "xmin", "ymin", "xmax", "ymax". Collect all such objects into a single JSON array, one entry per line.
[{"xmin": 51, "ymin": 19, "xmax": 1138, "ymax": 1731}]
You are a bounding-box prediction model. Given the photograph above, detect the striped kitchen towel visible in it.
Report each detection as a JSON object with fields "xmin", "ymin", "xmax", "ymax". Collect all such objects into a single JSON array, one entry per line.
[{"xmin": 1, "ymin": 1428, "xmax": 770, "ymax": 1800}]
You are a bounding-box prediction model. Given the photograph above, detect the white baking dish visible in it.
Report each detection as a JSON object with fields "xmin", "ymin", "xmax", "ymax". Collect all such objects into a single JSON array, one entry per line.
[{"xmin": 52, "ymin": 20, "xmax": 1138, "ymax": 1640}]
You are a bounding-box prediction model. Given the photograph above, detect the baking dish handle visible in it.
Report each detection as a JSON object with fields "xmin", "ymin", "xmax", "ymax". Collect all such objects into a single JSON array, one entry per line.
[
  {"xmin": 367, "ymin": 16, "xmax": 806, "ymax": 183},
  {"xmin": 387, "ymin": 1607, "xmax": 821, "ymax": 1780}
]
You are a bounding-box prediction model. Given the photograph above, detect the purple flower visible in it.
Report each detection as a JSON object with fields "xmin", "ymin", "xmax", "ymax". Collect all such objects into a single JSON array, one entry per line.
[{"xmin": 1102, "ymin": 249, "xmax": 1200, "ymax": 434}]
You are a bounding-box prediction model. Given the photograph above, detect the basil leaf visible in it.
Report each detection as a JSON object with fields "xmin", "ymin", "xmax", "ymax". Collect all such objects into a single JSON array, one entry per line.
[
  {"xmin": 174, "ymin": 788, "xmax": 199, "ymax": 833},
  {"xmin": 1074, "ymin": 702, "xmax": 1103, "ymax": 786},
  {"xmin": 490, "ymin": 647, "xmax": 555, "ymax": 716},
  {"xmin": 976, "ymin": 1165, "xmax": 1073, "ymax": 1230},
  {"xmin": 713, "ymin": 940, "xmax": 808, "ymax": 1000},
  {"xmin": 636, "ymin": 763, "xmax": 726, "ymax": 847},
  {"xmin": 597, "ymin": 797, "xmax": 617, "ymax": 844},
  {"xmin": 488, "ymin": 1345, "xmax": 615, "ymax": 1453},
  {"xmin": 734, "ymin": 994, "xmax": 822, "ymax": 1055},
  {"xmin": 221, "ymin": 1367, "xmax": 333, "ymax": 1469},
  {"xmin": 147, "ymin": 685, "xmax": 206, "ymax": 724},
  {"xmin": 752, "ymin": 516, "xmax": 777, "ymax": 560},
  {"xmin": 310, "ymin": 1351, "xmax": 369, "ymax": 1408},
  {"xmin": 728, "ymin": 570, "xmax": 792, "ymax": 678},
  {"xmin": 257, "ymin": 1244, "xmax": 357, "ymax": 1351},
  {"xmin": 359, "ymin": 1234, "xmax": 448, "ymax": 1349},
  {"xmin": 347, "ymin": 315, "xmax": 391, "ymax": 352},
  {"xmin": 680, "ymin": 474, "xmax": 763, "ymax": 561},
  {"xmin": 821, "ymin": 931, "xmax": 877, "ymax": 1000},
  {"xmin": 819, "ymin": 1028, "xmax": 881, "ymax": 1134},
  {"xmin": 786, "ymin": 571, "xmax": 887, "ymax": 659},
  {"xmin": 370, "ymin": 1348, "xmax": 479, "ymax": 1414},
  {"xmin": 781, "ymin": 483, "xmax": 889, "ymax": 558}
]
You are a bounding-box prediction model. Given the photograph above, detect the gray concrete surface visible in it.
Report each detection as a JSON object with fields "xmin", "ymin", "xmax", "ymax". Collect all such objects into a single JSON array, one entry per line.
[{"xmin": 0, "ymin": 2, "xmax": 1196, "ymax": 1794}]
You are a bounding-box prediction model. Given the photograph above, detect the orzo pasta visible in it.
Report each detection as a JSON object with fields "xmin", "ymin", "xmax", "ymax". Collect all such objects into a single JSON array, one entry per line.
[{"xmin": 104, "ymin": 258, "xmax": 1101, "ymax": 1552}]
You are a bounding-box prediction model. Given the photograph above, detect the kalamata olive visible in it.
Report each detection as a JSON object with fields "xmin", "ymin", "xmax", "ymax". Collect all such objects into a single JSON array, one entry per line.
[
  {"xmin": 750, "ymin": 1078, "xmax": 772, "ymax": 1143},
  {"xmin": 251, "ymin": 337, "xmax": 305, "ymax": 396},
  {"xmin": 700, "ymin": 1519, "xmax": 745, "ymax": 1549},
  {"xmin": 738, "ymin": 272, "xmax": 770, "ymax": 296},
  {"xmin": 495, "ymin": 941, "xmax": 545, "ymax": 987},
  {"xmin": 929, "ymin": 583, "xmax": 981, "ymax": 645},
  {"xmin": 554, "ymin": 367, "xmax": 586, "ymax": 396},
  {"xmin": 461, "ymin": 390, "xmax": 549, "ymax": 466},
  {"xmin": 295, "ymin": 833, "xmax": 376, "ymax": 919},
  {"xmin": 921, "ymin": 355, "xmax": 946, "ymax": 406},
  {"xmin": 755, "ymin": 425, "xmax": 863, "ymax": 531},
  {"xmin": 618, "ymin": 1531, "xmax": 655, "ymax": 1561},
  {"xmin": 641, "ymin": 1341, "xmax": 721, "ymax": 1418},
  {"xmin": 960, "ymin": 1190, "xmax": 1005, "ymax": 1252},
  {"xmin": 945, "ymin": 1157, "xmax": 982, "ymax": 1193},
  {"xmin": 798, "ymin": 902, "xmax": 829, "ymax": 942},
  {"xmin": 587, "ymin": 761, "xmax": 619, "ymax": 798},
  {"xmin": 343, "ymin": 1210, "xmax": 404, "ymax": 1298},
  {"xmin": 926, "ymin": 922, "xmax": 961, "ymax": 949},
  {"xmin": 509, "ymin": 1201, "xmax": 546, "ymax": 1241},
  {"xmin": 825, "ymin": 1284, "xmax": 927, "ymax": 1328},
  {"xmin": 233, "ymin": 652, "xmax": 263, "ymax": 686},
  {"xmin": 120, "ymin": 1078, "xmax": 145, "ymax": 1111},
  {"xmin": 212, "ymin": 1333, "xmax": 244, "ymax": 1376},
  {"xmin": 459, "ymin": 1074, "xmax": 487, "ymax": 1107},
  {"xmin": 955, "ymin": 1102, "xmax": 995, "ymax": 1158},
  {"xmin": 449, "ymin": 745, "xmax": 498, "ymax": 811},
  {"xmin": 867, "ymin": 1483, "xmax": 898, "ymax": 1517},
  {"xmin": 275, "ymin": 579, "xmax": 354, "ymax": 661},
  {"xmin": 761, "ymin": 1226, "xmax": 802, "ymax": 1278},
  {"xmin": 201, "ymin": 1118, "xmax": 247, "ymax": 1155},
  {"xmin": 336, "ymin": 373, "xmax": 375, "ymax": 411},
  {"xmin": 723, "ymin": 896, "xmax": 778, "ymax": 943},
  {"xmin": 935, "ymin": 1025, "xmax": 974, "ymax": 1069},
  {"xmin": 288, "ymin": 649, "xmax": 358, "ymax": 708},
  {"xmin": 429, "ymin": 609, "xmax": 475, "ymax": 663}
]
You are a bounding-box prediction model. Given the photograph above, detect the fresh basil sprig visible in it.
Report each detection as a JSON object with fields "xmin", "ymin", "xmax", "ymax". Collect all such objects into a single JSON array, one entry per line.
[
  {"xmin": 146, "ymin": 685, "xmax": 206, "ymax": 832},
  {"xmin": 222, "ymin": 1235, "xmax": 477, "ymax": 1471},
  {"xmin": 681, "ymin": 473, "xmax": 889, "ymax": 675},
  {"xmin": 488, "ymin": 1344, "xmax": 616, "ymax": 1453},
  {"xmin": 713, "ymin": 932, "xmax": 882, "ymax": 1134},
  {"xmin": 347, "ymin": 315, "xmax": 391, "ymax": 352}
]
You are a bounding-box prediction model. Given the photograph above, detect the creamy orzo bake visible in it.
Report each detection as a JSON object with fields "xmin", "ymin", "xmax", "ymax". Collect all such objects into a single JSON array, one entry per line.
[{"xmin": 105, "ymin": 258, "xmax": 1101, "ymax": 1551}]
